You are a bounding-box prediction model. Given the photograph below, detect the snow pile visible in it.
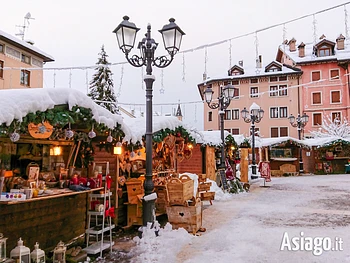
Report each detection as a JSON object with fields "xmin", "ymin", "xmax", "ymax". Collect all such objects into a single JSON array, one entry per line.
[
  {"xmin": 208, "ymin": 179, "xmax": 233, "ymax": 201},
  {"xmin": 130, "ymin": 222, "xmax": 193, "ymax": 263}
]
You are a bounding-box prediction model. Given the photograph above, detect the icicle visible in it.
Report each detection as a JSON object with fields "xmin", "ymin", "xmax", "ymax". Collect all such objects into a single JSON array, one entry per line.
[
  {"xmin": 313, "ymin": 14, "xmax": 317, "ymax": 45},
  {"xmin": 69, "ymin": 69, "xmax": 72, "ymax": 88},
  {"xmin": 117, "ymin": 65, "xmax": 124, "ymax": 97},
  {"xmin": 229, "ymin": 40, "xmax": 232, "ymax": 70},
  {"xmin": 182, "ymin": 53, "xmax": 186, "ymax": 82},
  {"xmin": 345, "ymin": 4, "xmax": 349, "ymax": 39},
  {"xmin": 160, "ymin": 69, "xmax": 165, "ymax": 94}
]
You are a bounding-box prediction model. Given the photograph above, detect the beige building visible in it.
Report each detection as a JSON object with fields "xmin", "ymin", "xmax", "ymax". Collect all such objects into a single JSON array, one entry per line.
[
  {"xmin": 0, "ymin": 29, "xmax": 54, "ymax": 89},
  {"xmin": 198, "ymin": 60, "xmax": 302, "ymax": 139}
]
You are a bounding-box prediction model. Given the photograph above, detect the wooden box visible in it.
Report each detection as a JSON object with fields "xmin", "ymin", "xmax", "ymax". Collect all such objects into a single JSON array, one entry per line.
[
  {"xmin": 127, "ymin": 202, "xmax": 143, "ymax": 226},
  {"xmin": 200, "ymin": 191, "xmax": 215, "ymax": 201},
  {"xmin": 167, "ymin": 175, "xmax": 194, "ymax": 205},
  {"xmin": 166, "ymin": 199, "xmax": 202, "ymax": 233},
  {"xmin": 198, "ymin": 182, "xmax": 211, "ymax": 192},
  {"xmin": 125, "ymin": 178, "xmax": 144, "ymax": 204}
]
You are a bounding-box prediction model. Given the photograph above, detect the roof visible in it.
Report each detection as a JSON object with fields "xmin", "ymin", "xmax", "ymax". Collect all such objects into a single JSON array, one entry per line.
[
  {"xmin": 0, "ymin": 29, "xmax": 54, "ymax": 62},
  {"xmin": 277, "ymin": 35, "xmax": 350, "ymax": 64},
  {"xmin": 198, "ymin": 60, "xmax": 301, "ymax": 86}
]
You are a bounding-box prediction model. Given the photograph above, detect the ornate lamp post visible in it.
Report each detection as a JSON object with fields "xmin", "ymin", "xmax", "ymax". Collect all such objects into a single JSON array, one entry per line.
[
  {"xmin": 204, "ymin": 83, "xmax": 237, "ymax": 189},
  {"xmin": 288, "ymin": 113, "xmax": 309, "ymax": 173},
  {"xmin": 241, "ymin": 103, "xmax": 264, "ymax": 179},
  {"xmin": 113, "ymin": 16, "xmax": 185, "ymax": 225}
]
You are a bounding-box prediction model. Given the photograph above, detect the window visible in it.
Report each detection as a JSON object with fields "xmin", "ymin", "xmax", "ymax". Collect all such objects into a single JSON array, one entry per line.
[
  {"xmin": 271, "ymin": 127, "xmax": 288, "ymax": 137},
  {"xmin": 279, "ymin": 85, "xmax": 287, "ymax": 96},
  {"xmin": 271, "ymin": 128, "xmax": 279, "ymax": 138},
  {"xmin": 233, "ymin": 87, "xmax": 240, "ymax": 99},
  {"xmin": 279, "ymin": 107, "xmax": 288, "ymax": 118},
  {"xmin": 318, "ymin": 45, "xmax": 331, "ymax": 57},
  {"xmin": 280, "ymin": 127, "xmax": 288, "ymax": 137},
  {"xmin": 0, "ymin": 61, "xmax": 3, "ymax": 78},
  {"xmin": 269, "ymin": 86, "xmax": 278, "ymax": 97},
  {"xmin": 21, "ymin": 54, "xmax": 31, "ymax": 64},
  {"xmin": 270, "ymin": 76, "xmax": 278, "ymax": 82},
  {"xmin": 313, "ymin": 113, "xmax": 322, "ymax": 126},
  {"xmin": 232, "ymin": 80, "xmax": 239, "ymax": 85},
  {"xmin": 224, "ymin": 110, "xmax": 231, "ymax": 120},
  {"xmin": 250, "ymin": 87, "xmax": 258, "ymax": 98},
  {"xmin": 330, "ymin": 69, "xmax": 340, "ymax": 80},
  {"xmin": 232, "ymin": 128, "xmax": 239, "ymax": 135},
  {"xmin": 232, "ymin": 109, "xmax": 239, "ymax": 120},
  {"xmin": 225, "ymin": 128, "xmax": 231, "ymax": 133},
  {"xmin": 331, "ymin": 90, "xmax": 341, "ymax": 103},
  {"xmin": 20, "ymin": 70, "xmax": 30, "ymax": 86},
  {"xmin": 250, "ymin": 78, "xmax": 258, "ymax": 84},
  {"xmin": 208, "ymin": 112, "xmax": 213, "ymax": 122},
  {"xmin": 312, "ymin": 92, "xmax": 322, "ymax": 104},
  {"xmin": 332, "ymin": 112, "xmax": 341, "ymax": 122},
  {"xmin": 270, "ymin": 107, "xmax": 279, "ymax": 118},
  {"xmin": 268, "ymin": 67, "xmax": 279, "ymax": 72},
  {"xmin": 279, "ymin": 76, "xmax": 287, "ymax": 81},
  {"xmin": 312, "ymin": 71, "xmax": 321, "ymax": 81},
  {"xmin": 0, "ymin": 44, "xmax": 3, "ymax": 53}
]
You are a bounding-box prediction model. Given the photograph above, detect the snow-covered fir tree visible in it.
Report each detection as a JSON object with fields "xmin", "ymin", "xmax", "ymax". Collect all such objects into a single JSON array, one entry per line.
[
  {"xmin": 310, "ymin": 114, "xmax": 350, "ymax": 138},
  {"xmin": 88, "ymin": 45, "xmax": 118, "ymax": 113}
]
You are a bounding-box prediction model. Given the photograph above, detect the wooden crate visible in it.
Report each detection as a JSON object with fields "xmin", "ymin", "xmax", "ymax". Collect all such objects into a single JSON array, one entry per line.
[
  {"xmin": 126, "ymin": 202, "xmax": 143, "ymax": 226},
  {"xmin": 198, "ymin": 182, "xmax": 211, "ymax": 192},
  {"xmin": 166, "ymin": 199, "xmax": 202, "ymax": 234},
  {"xmin": 125, "ymin": 178, "xmax": 144, "ymax": 204},
  {"xmin": 167, "ymin": 175, "xmax": 194, "ymax": 205},
  {"xmin": 200, "ymin": 192, "xmax": 215, "ymax": 205},
  {"xmin": 155, "ymin": 185, "xmax": 169, "ymax": 214}
]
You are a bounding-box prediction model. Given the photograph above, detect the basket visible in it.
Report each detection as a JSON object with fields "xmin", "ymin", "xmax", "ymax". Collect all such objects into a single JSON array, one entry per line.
[{"xmin": 167, "ymin": 174, "xmax": 194, "ymax": 205}]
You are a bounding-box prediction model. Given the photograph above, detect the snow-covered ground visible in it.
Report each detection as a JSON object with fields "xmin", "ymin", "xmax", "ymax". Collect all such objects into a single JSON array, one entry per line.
[{"xmin": 99, "ymin": 174, "xmax": 350, "ymax": 263}]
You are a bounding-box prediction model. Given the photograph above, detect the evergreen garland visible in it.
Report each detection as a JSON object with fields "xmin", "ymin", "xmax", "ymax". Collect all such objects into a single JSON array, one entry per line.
[{"xmin": 88, "ymin": 45, "xmax": 118, "ymax": 114}]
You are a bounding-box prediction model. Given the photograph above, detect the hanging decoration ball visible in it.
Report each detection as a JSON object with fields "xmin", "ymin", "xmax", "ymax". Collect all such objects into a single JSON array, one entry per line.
[
  {"xmin": 10, "ymin": 132, "xmax": 20, "ymax": 142},
  {"xmin": 107, "ymin": 135, "xmax": 113, "ymax": 143},
  {"xmin": 138, "ymin": 151, "xmax": 142, "ymax": 156},
  {"xmin": 130, "ymin": 151, "xmax": 135, "ymax": 158},
  {"xmin": 88, "ymin": 130, "xmax": 96, "ymax": 139},
  {"xmin": 38, "ymin": 124, "xmax": 46, "ymax": 134},
  {"xmin": 177, "ymin": 132, "xmax": 181, "ymax": 137},
  {"xmin": 65, "ymin": 129, "xmax": 74, "ymax": 139}
]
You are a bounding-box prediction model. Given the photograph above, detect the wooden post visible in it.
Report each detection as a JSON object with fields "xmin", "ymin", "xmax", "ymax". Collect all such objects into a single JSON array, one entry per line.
[
  {"xmin": 265, "ymin": 147, "xmax": 269, "ymax": 162},
  {"xmin": 240, "ymin": 148, "xmax": 249, "ymax": 183},
  {"xmin": 114, "ymin": 156, "xmax": 119, "ymax": 226}
]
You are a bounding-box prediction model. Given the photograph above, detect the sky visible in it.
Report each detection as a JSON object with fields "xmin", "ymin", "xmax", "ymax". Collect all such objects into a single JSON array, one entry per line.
[{"xmin": 2, "ymin": 0, "xmax": 350, "ymax": 130}]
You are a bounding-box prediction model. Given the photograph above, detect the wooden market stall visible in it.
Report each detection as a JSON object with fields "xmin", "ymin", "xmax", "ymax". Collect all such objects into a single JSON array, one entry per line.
[{"xmin": 0, "ymin": 88, "xmax": 126, "ymax": 254}]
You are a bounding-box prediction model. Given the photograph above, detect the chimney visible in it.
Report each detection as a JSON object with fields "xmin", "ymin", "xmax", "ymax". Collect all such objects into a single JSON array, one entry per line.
[
  {"xmin": 288, "ymin": 38, "xmax": 296, "ymax": 52},
  {"xmin": 298, "ymin": 42, "xmax": 305, "ymax": 58},
  {"xmin": 319, "ymin": 34, "xmax": 326, "ymax": 40},
  {"xmin": 238, "ymin": 60, "xmax": 243, "ymax": 67},
  {"xmin": 256, "ymin": 55, "xmax": 262, "ymax": 68},
  {"xmin": 336, "ymin": 34, "xmax": 345, "ymax": 50}
]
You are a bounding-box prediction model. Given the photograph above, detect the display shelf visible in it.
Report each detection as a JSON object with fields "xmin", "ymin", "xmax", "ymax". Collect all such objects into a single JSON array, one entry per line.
[
  {"xmin": 86, "ymin": 224, "xmax": 115, "ymax": 235},
  {"xmin": 83, "ymin": 241, "xmax": 115, "ymax": 255},
  {"xmin": 87, "ymin": 211, "xmax": 104, "ymax": 216},
  {"xmin": 89, "ymin": 191, "xmax": 112, "ymax": 198}
]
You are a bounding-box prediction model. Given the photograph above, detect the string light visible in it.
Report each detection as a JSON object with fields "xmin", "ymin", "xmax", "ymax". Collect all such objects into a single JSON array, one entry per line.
[
  {"xmin": 345, "ymin": 4, "xmax": 349, "ymax": 39},
  {"xmin": 182, "ymin": 53, "xmax": 186, "ymax": 82}
]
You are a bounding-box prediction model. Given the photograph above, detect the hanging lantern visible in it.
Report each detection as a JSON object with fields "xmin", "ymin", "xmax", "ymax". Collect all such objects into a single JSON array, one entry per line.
[
  {"xmin": 113, "ymin": 142, "xmax": 122, "ymax": 155},
  {"xmin": 31, "ymin": 242, "xmax": 45, "ymax": 263},
  {"xmin": 0, "ymin": 233, "xmax": 8, "ymax": 262},
  {"xmin": 10, "ymin": 238, "xmax": 30, "ymax": 263},
  {"xmin": 9, "ymin": 131, "xmax": 20, "ymax": 142},
  {"xmin": 53, "ymin": 241, "xmax": 66, "ymax": 263}
]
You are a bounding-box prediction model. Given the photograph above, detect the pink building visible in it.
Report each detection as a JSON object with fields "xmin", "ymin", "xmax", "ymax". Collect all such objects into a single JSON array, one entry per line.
[
  {"xmin": 276, "ymin": 34, "xmax": 350, "ymax": 137},
  {"xmin": 198, "ymin": 60, "xmax": 302, "ymax": 139}
]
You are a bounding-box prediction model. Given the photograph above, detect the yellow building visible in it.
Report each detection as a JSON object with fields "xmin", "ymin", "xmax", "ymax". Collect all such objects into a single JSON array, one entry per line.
[{"xmin": 0, "ymin": 29, "xmax": 54, "ymax": 89}]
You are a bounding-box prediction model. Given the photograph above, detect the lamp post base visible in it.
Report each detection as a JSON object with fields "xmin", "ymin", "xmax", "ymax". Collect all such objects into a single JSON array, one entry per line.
[
  {"xmin": 142, "ymin": 198, "xmax": 155, "ymax": 227},
  {"xmin": 251, "ymin": 165, "xmax": 258, "ymax": 179}
]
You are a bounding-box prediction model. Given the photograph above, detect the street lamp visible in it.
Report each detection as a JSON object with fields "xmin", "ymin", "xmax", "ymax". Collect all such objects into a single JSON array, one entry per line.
[
  {"xmin": 204, "ymin": 83, "xmax": 237, "ymax": 190},
  {"xmin": 288, "ymin": 113, "xmax": 309, "ymax": 173},
  {"xmin": 113, "ymin": 16, "xmax": 185, "ymax": 225},
  {"xmin": 241, "ymin": 103, "xmax": 264, "ymax": 179}
]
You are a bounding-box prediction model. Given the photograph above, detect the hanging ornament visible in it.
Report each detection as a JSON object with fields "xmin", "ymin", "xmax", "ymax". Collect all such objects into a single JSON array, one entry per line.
[
  {"xmin": 88, "ymin": 124, "xmax": 96, "ymax": 139},
  {"xmin": 138, "ymin": 151, "xmax": 142, "ymax": 156},
  {"xmin": 130, "ymin": 151, "xmax": 135, "ymax": 158},
  {"xmin": 10, "ymin": 131, "xmax": 20, "ymax": 142},
  {"xmin": 65, "ymin": 123, "xmax": 74, "ymax": 139},
  {"xmin": 38, "ymin": 123, "xmax": 46, "ymax": 134},
  {"xmin": 107, "ymin": 131, "xmax": 113, "ymax": 143}
]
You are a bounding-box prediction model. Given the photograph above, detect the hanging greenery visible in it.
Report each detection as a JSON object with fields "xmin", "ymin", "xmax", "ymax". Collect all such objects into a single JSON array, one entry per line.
[
  {"xmin": 239, "ymin": 138, "xmax": 251, "ymax": 148},
  {"xmin": 152, "ymin": 126, "xmax": 196, "ymax": 145},
  {"xmin": 225, "ymin": 134, "xmax": 238, "ymax": 151}
]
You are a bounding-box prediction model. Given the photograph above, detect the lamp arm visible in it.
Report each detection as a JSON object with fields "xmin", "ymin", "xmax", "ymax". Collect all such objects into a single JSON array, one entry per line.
[
  {"xmin": 290, "ymin": 122, "xmax": 298, "ymax": 128},
  {"xmin": 206, "ymin": 102, "xmax": 220, "ymax": 109},
  {"xmin": 153, "ymin": 55, "xmax": 174, "ymax": 68},
  {"xmin": 243, "ymin": 118, "xmax": 252, "ymax": 123},
  {"xmin": 125, "ymin": 53, "xmax": 146, "ymax": 67}
]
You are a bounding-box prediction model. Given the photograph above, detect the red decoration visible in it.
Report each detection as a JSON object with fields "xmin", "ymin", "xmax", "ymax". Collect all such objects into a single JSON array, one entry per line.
[
  {"xmin": 176, "ymin": 132, "xmax": 181, "ymax": 137},
  {"xmin": 105, "ymin": 207, "xmax": 115, "ymax": 218}
]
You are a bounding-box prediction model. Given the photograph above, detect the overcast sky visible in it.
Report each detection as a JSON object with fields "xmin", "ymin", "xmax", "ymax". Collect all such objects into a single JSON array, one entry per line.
[{"xmin": 2, "ymin": 0, "xmax": 350, "ymax": 130}]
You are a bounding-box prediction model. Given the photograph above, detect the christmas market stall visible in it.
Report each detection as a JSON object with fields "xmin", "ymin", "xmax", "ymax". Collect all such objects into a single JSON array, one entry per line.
[{"xmin": 0, "ymin": 88, "xmax": 130, "ymax": 254}]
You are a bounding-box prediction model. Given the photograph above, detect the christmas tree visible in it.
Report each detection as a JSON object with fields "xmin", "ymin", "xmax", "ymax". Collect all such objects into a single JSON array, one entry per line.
[{"xmin": 88, "ymin": 45, "xmax": 118, "ymax": 113}]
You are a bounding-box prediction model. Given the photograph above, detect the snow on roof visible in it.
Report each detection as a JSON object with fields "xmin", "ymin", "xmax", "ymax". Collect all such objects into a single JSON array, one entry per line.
[
  {"xmin": 258, "ymin": 136, "xmax": 302, "ymax": 147},
  {"xmin": 196, "ymin": 131, "xmax": 245, "ymax": 146},
  {"xmin": 302, "ymin": 136, "xmax": 350, "ymax": 148},
  {"xmin": 0, "ymin": 29, "xmax": 54, "ymax": 62},
  {"xmin": 279, "ymin": 37, "xmax": 350, "ymax": 64},
  {"xmin": 0, "ymin": 88, "xmax": 131, "ymax": 136}
]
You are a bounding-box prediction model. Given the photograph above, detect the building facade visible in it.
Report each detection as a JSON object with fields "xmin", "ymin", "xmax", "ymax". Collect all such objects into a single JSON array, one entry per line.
[
  {"xmin": 276, "ymin": 34, "xmax": 350, "ymax": 137},
  {"xmin": 198, "ymin": 60, "xmax": 302, "ymax": 139},
  {"xmin": 0, "ymin": 29, "xmax": 54, "ymax": 89}
]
